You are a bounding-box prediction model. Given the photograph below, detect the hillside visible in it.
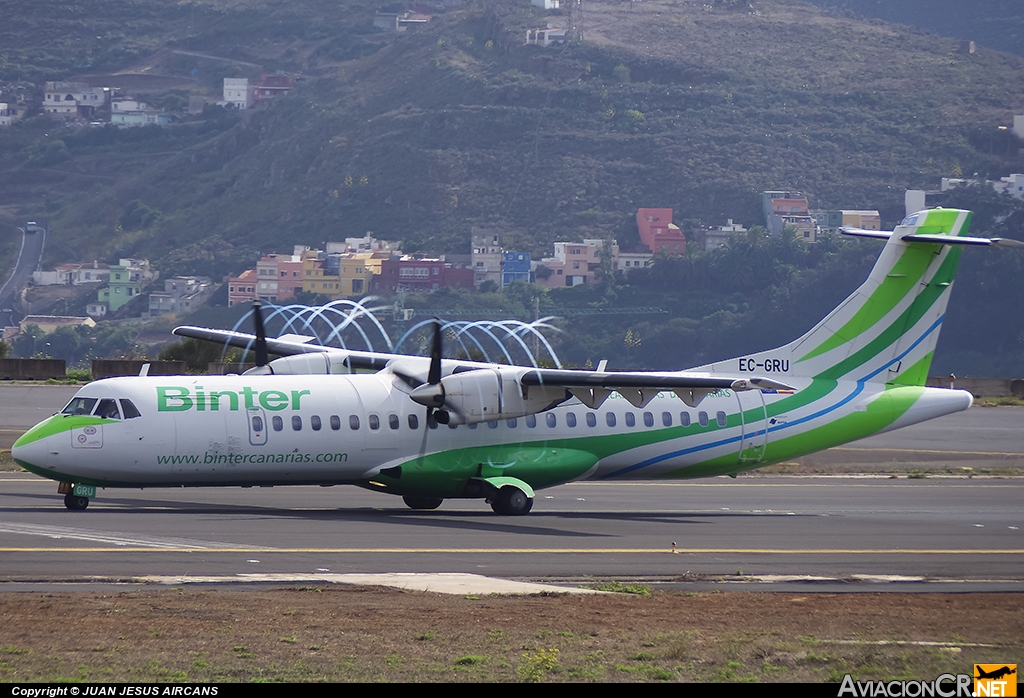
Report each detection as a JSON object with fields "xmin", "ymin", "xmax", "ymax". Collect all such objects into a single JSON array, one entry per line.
[
  {"xmin": 2, "ymin": 0, "xmax": 1024, "ymax": 271},
  {"xmin": 1, "ymin": 0, "xmax": 1023, "ymax": 375}
]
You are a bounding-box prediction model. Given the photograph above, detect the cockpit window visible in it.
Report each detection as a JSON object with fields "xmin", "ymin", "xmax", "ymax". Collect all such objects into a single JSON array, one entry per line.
[
  {"xmin": 95, "ymin": 399, "xmax": 121, "ymax": 420},
  {"xmin": 120, "ymin": 399, "xmax": 141, "ymax": 419},
  {"xmin": 62, "ymin": 398, "xmax": 97, "ymax": 415}
]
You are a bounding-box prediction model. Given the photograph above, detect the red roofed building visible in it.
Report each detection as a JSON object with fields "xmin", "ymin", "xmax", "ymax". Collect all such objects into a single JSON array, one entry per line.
[
  {"xmin": 253, "ymin": 74, "xmax": 295, "ymax": 103},
  {"xmin": 373, "ymin": 258, "xmax": 474, "ymax": 293},
  {"xmin": 636, "ymin": 208, "xmax": 686, "ymax": 255}
]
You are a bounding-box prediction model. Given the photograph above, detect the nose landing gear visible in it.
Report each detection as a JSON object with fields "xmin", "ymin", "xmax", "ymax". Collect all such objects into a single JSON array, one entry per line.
[{"xmin": 64, "ymin": 493, "xmax": 89, "ymax": 511}]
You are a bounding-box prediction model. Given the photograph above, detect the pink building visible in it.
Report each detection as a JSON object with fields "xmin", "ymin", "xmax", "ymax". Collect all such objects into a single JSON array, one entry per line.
[
  {"xmin": 636, "ymin": 208, "xmax": 686, "ymax": 255},
  {"xmin": 256, "ymin": 254, "xmax": 304, "ymax": 302},
  {"xmin": 228, "ymin": 269, "xmax": 257, "ymax": 307}
]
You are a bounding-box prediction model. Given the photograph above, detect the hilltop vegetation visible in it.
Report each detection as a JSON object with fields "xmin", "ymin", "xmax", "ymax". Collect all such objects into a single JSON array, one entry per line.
[{"xmin": 1, "ymin": 0, "xmax": 1022, "ymax": 374}]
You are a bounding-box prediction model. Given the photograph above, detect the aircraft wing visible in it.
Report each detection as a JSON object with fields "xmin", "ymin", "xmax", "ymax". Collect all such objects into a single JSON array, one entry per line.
[
  {"xmin": 175, "ymin": 324, "xmax": 796, "ymax": 409},
  {"xmin": 172, "ymin": 325, "xmax": 398, "ymax": 370},
  {"xmin": 516, "ymin": 367, "xmax": 794, "ymax": 409}
]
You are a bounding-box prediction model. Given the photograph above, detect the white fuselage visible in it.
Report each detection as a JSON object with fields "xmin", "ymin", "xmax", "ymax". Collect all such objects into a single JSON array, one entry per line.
[{"xmin": 12, "ymin": 372, "xmax": 974, "ymax": 490}]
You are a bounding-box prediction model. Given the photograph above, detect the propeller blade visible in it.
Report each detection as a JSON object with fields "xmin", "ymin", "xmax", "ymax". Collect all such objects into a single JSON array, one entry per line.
[
  {"xmin": 427, "ymin": 318, "xmax": 442, "ymax": 385},
  {"xmin": 252, "ymin": 301, "xmax": 269, "ymax": 368}
]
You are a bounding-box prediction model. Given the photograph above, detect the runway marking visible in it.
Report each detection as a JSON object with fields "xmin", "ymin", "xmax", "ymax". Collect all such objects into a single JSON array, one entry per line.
[
  {"xmin": 0, "ymin": 547, "xmax": 1021, "ymax": 554},
  {"xmin": 0, "ymin": 522, "xmax": 268, "ymax": 550}
]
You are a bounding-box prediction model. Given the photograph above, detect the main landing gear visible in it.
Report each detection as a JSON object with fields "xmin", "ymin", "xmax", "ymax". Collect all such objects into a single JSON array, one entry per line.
[
  {"xmin": 490, "ymin": 486, "xmax": 533, "ymax": 516},
  {"xmin": 403, "ymin": 495, "xmax": 443, "ymax": 510}
]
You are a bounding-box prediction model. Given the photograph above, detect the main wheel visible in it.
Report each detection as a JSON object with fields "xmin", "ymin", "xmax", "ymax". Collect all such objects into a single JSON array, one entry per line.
[
  {"xmin": 491, "ymin": 486, "xmax": 533, "ymax": 516},
  {"xmin": 64, "ymin": 493, "xmax": 89, "ymax": 511},
  {"xmin": 403, "ymin": 495, "xmax": 443, "ymax": 510}
]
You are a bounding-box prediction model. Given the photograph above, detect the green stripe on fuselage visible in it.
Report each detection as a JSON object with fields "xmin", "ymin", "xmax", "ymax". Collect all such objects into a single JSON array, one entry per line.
[
  {"xmin": 814, "ymin": 247, "xmax": 963, "ymax": 382},
  {"xmin": 13, "ymin": 415, "xmax": 113, "ymax": 448},
  {"xmin": 797, "ymin": 246, "xmax": 935, "ymax": 362},
  {"xmin": 658, "ymin": 385, "xmax": 925, "ymax": 479}
]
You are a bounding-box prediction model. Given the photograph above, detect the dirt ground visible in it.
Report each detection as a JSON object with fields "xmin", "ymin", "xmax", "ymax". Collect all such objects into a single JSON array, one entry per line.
[{"xmin": 0, "ymin": 587, "xmax": 1020, "ymax": 682}]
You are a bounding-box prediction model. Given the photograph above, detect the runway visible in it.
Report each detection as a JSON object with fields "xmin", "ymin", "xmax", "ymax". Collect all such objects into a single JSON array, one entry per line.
[
  {"xmin": 1, "ymin": 386, "xmax": 1021, "ymax": 591},
  {"xmin": 0, "ymin": 473, "xmax": 1020, "ymax": 590}
]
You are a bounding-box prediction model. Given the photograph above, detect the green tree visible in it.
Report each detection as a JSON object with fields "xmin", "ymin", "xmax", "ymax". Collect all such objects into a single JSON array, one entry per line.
[{"xmin": 159, "ymin": 338, "xmax": 242, "ymax": 372}]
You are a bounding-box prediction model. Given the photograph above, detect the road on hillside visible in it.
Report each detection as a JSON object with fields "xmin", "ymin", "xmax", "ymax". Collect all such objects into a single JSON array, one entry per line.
[{"xmin": 0, "ymin": 223, "xmax": 46, "ymax": 328}]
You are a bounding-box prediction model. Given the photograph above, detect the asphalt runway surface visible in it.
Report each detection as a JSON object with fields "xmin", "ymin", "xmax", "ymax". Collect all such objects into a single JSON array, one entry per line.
[{"xmin": 1, "ymin": 386, "xmax": 1021, "ymax": 591}]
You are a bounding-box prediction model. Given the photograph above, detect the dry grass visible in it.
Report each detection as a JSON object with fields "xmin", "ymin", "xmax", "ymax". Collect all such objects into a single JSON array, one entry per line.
[{"xmin": 0, "ymin": 588, "xmax": 1019, "ymax": 682}]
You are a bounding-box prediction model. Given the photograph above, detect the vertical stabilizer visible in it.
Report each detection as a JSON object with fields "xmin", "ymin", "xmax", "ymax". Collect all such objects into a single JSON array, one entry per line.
[{"xmin": 698, "ymin": 209, "xmax": 973, "ymax": 386}]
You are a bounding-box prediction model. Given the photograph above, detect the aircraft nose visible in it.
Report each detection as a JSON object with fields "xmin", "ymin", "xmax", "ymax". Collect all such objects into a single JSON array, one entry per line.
[{"xmin": 12, "ymin": 425, "xmax": 53, "ymax": 471}]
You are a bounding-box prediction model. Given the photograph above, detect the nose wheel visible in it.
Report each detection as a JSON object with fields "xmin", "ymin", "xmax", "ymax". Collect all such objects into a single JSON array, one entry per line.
[{"xmin": 64, "ymin": 493, "xmax": 89, "ymax": 511}]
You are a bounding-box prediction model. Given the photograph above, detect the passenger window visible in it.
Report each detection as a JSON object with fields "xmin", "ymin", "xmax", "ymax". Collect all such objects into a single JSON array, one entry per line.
[
  {"xmin": 95, "ymin": 399, "xmax": 121, "ymax": 420},
  {"xmin": 546, "ymin": 413, "xmax": 557, "ymax": 428},
  {"xmin": 699, "ymin": 411, "xmax": 709, "ymax": 427},
  {"xmin": 716, "ymin": 411, "xmax": 727, "ymax": 427},
  {"xmin": 311, "ymin": 415, "xmax": 322, "ymax": 431},
  {"xmin": 369, "ymin": 414, "xmax": 380, "ymax": 430},
  {"xmin": 408, "ymin": 414, "xmax": 419, "ymax": 430},
  {"xmin": 427, "ymin": 414, "xmax": 438, "ymax": 429},
  {"xmin": 680, "ymin": 412, "xmax": 691, "ymax": 426},
  {"xmin": 506, "ymin": 418, "xmax": 517, "ymax": 428},
  {"xmin": 488, "ymin": 421, "xmax": 498, "ymax": 429},
  {"xmin": 120, "ymin": 399, "xmax": 141, "ymax": 419},
  {"xmin": 251, "ymin": 416, "xmax": 264, "ymax": 432},
  {"xmin": 62, "ymin": 397, "xmax": 97, "ymax": 415},
  {"xmin": 526, "ymin": 414, "xmax": 537, "ymax": 428},
  {"xmin": 389, "ymin": 414, "xmax": 400, "ymax": 430},
  {"xmin": 625, "ymin": 412, "xmax": 635, "ymax": 427},
  {"xmin": 566, "ymin": 412, "xmax": 577, "ymax": 427},
  {"xmin": 330, "ymin": 415, "xmax": 341, "ymax": 430},
  {"xmin": 292, "ymin": 415, "xmax": 302, "ymax": 431},
  {"xmin": 644, "ymin": 412, "xmax": 654, "ymax": 427},
  {"xmin": 349, "ymin": 415, "xmax": 360, "ymax": 430},
  {"xmin": 606, "ymin": 412, "xmax": 616, "ymax": 427},
  {"xmin": 586, "ymin": 412, "xmax": 597, "ymax": 427},
  {"xmin": 272, "ymin": 416, "xmax": 283, "ymax": 431},
  {"xmin": 662, "ymin": 411, "xmax": 672, "ymax": 427}
]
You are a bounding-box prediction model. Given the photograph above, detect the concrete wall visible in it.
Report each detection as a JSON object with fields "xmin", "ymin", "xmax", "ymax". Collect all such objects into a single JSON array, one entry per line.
[
  {"xmin": 0, "ymin": 359, "xmax": 66, "ymax": 380},
  {"xmin": 926, "ymin": 376, "xmax": 1024, "ymax": 398},
  {"xmin": 91, "ymin": 360, "xmax": 186, "ymax": 379}
]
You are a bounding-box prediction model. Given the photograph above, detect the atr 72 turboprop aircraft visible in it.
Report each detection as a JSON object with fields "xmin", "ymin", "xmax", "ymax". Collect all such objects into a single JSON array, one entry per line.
[{"xmin": 12, "ymin": 208, "xmax": 1023, "ymax": 514}]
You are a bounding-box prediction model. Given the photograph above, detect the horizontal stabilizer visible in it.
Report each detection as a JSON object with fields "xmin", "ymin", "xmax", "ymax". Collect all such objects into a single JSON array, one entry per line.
[
  {"xmin": 841, "ymin": 227, "xmax": 1024, "ymax": 248},
  {"xmin": 840, "ymin": 228, "xmax": 893, "ymax": 240}
]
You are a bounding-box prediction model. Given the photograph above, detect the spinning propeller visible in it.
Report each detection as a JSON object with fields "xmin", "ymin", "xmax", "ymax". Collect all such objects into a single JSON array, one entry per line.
[
  {"xmin": 251, "ymin": 301, "xmax": 269, "ymax": 368},
  {"xmin": 409, "ymin": 318, "xmax": 450, "ymax": 424}
]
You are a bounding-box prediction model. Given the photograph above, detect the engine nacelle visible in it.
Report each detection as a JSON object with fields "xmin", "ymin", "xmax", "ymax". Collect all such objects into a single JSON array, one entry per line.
[{"xmin": 429, "ymin": 368, "xmax": 568, "ymax": 424}]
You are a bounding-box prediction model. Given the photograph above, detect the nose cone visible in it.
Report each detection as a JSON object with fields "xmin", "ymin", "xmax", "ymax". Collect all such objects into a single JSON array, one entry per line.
[{"xmin": 12, "ymin": 417, "xmax": 59, "ymax": 474}]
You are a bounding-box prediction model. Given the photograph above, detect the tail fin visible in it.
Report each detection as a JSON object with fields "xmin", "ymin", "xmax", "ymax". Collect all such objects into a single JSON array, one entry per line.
[{"xmin": 700, "ymin": 208, "xmax": 974, "ymax": 387}]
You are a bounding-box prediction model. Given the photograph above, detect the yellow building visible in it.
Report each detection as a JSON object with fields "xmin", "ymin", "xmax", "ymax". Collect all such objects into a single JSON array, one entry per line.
[{"xmin": 302, "ymin": 254, "xmax": 377, "ymax": 299}]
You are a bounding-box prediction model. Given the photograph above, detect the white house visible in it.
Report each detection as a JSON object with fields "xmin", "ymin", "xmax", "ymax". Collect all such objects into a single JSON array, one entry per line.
[
  {"xmin": 43, "ymin": 82, "xmax": 108, "ymax": 118},
  {"xmin": 223, "ymin": 78, "xmax": 252, "ymax": 110}
]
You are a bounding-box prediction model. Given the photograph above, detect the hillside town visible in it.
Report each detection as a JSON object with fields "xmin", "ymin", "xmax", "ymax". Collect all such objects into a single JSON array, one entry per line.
[{"xmin": 12, "ymin": 147, "xmax": 1024, "ymax": 359}]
